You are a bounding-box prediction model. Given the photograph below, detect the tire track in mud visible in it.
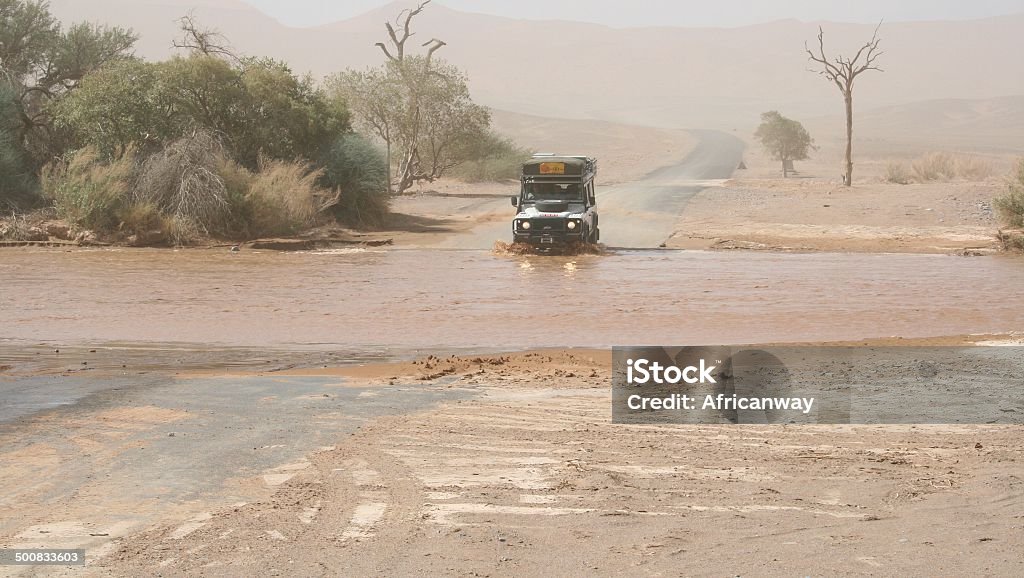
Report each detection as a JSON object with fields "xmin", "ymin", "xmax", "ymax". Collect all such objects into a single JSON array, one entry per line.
[{"xmin": 95, "ymin": 354, "xmax": 1023, "ymax": 576}]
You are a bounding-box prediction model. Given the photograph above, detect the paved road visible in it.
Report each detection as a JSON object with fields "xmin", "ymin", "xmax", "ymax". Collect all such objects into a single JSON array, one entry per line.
[{"xmin": 441, "ymin": 129, "xmax": 745, "ymax": 249}]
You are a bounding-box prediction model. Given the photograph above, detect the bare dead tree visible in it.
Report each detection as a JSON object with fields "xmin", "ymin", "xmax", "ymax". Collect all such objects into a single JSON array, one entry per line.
[
  {"xmin": 806, "ymin": 22, "xmax": 883, "ymax": 186},
  {"xmin": 375, "ymin": 1, "xmax": 431, "ymax": 63},
  {"xmin": 371, "ymin": 1, "xmax": 456, "ymax": 193},
  {"xmin": 173, "ymin": 11, "xmax": 239, "ymax": 62},
  {"xmin": 421, "ymin": 38, "xmax": 447, "ymax": 65}
]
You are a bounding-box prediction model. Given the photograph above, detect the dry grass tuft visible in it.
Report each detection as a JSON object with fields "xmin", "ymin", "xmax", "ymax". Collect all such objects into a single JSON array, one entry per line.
[
  {"xmin": 246, "ymin": 159, "xmax": 327, "ymax": 237},
  {"xmin": 911, "ymin": 152, "xmax": 957, "ymax": 182},
  {"xmin": 908, "ymin": 152, "xmax": 994, "ymax": 183}
]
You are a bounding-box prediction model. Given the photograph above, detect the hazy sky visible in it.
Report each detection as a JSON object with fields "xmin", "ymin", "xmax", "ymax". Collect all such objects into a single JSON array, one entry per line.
[{"xmin": 242, "ymin": 0, "xmax": 1024, "ymax": 28}]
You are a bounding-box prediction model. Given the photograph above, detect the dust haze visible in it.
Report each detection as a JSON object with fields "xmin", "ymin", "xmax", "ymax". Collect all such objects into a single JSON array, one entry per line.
[{"xmin": 3, "ymin": 2, "xmax": 1024, "ymax": 576}]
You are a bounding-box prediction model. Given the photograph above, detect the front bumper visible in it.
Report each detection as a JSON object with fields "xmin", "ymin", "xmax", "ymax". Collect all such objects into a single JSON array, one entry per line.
[{"xmin": 513, "ymin": 230, "xmax": 585, "ymax": 245}]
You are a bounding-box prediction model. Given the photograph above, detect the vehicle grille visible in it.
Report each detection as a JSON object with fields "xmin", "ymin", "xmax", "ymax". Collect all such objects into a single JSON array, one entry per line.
[{"xmin": 531, "ymin": 218, "xmax": 565, "ymax": 232}]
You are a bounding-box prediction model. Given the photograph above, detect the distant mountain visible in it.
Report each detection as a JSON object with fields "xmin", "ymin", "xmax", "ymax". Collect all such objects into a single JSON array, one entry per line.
[
  {"xmin": 804, "ymin": 95, "xmax": 1024, "ymax": 155},
  {"xmin": 48, "ymin": 1, "xmax": 1024, "ymax": 134}
]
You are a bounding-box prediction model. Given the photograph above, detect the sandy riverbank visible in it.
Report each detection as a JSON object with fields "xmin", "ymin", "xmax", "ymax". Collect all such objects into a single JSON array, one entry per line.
[{"xmin": 666, "ymin": 178, "xmax": 1001, "ymax": 253}]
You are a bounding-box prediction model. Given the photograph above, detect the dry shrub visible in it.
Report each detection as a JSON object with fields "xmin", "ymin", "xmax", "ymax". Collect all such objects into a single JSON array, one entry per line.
[
  {"xmin": 246, "ymin": 159, "xmax": 327, "ymax": 237},
  {"xmin": 995, "ymin": 158, "xmax": 1024, "ymax": 229},
  {"xmin": 955, "ymin": 155, "xmax": 993, "ymax": 181},
  {"xmin": 135, "ymin": 131, "xmax": 230, "ymax": 234},
  {"xmin": 909, "ymin": 152, "xmax": 993, "ymax": 182},
  {"xmin": 883, "ymin": 162, "xmax": 912, "ymax": 185},
  {"xmin": 996, "ymin": 230, "xmax": 1024, "ymax": 251},
  {"xmin": 911, "ymin": 152, "xmax": 957, "ymax": 182},
  {"xmin": 117, "ymin": 202, "xmax": 164, "ymax": 234},
  {"xmin": 165, "ymin": 216, "xmax": 203, "ymax": 246},
  {"xmin": 0, "ymin": 212, "xmax": 36, "ymax": 240},
  {"xmin": 42, "ymin": 146, "xmax": 136, "ymax": 231},
  {"xmin": 116, "ymin": 202, "xmax": 175, "ymax": 245}
]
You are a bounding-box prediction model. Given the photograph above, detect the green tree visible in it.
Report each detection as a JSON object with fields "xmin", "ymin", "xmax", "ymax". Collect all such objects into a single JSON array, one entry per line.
[
  {"xmin": 55, "ymin": 54, "xmax": 350, "ymax": 168},
  {"xmin": 235, "ymin": 58, "xmax": 349, "ymax": 167},
  {"xmin": 51, "ymin": 58, "xmax": 170, "ymax": 158},
  {"xmin": 331, "ymin": 59, "xmax": 489, "ymax": 195},
  {"xmin": 329, "ymin": 1, "xmax": 490, "ymax": 193},
  {"xmin": 391, "ymin": 56, "xmax": 490, "ymax": 192},
  {"xmin": 0, "ymin": 0, "xmax": 136, "ymax": 170},
  {"xmin": 754, "ymin": 111, "xmax": 815, "ymax": 178},
  {"xmin": 327, "ymin": 66, "xmax": 403, "ymax": 191},
  {"xmin": 450, "ymin": 130, "xmax": 533, "ymax": 182}
]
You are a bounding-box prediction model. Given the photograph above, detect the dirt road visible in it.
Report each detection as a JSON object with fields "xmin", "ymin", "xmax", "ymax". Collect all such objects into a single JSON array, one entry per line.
[
  {"xmin": 2, "ymin": 351, "xmax": 1015, "ymax": 577},
  {"xmin": 400, "ymin": 129, "xmax": 744, "ymax": 249}
]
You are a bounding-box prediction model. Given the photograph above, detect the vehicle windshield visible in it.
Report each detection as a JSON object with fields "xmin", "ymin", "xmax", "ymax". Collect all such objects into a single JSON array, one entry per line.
[{"xmin": 524, "ymin": 182, "xmax": 583, "ymax": 202}]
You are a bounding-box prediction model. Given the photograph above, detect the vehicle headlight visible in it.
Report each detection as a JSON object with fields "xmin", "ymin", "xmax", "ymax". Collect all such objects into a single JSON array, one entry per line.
[
  {"xmin": 520, "ymin": 220, "xmax": 531, "ymax": 230},
  {"xmin": 567, "ymin": 220, "xmax": 578, "ymax": 230}
]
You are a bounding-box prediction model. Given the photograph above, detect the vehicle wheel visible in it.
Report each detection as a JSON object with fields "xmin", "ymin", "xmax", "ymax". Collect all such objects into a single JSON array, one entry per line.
[{"xmin": 590, "ymin": 227, "xmax": 600, "ymax": 244}]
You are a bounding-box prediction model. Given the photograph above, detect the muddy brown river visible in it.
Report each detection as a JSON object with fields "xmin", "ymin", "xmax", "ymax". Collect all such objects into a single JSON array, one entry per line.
[{"xmin": 3, "ymin": 247, "xmax": 1022, "ymax": 352}]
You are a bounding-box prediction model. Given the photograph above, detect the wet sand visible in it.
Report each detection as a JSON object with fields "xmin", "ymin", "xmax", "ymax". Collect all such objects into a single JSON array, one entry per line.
[{"xmin": 87, "ymin": 350, "xmax": 1022, "ymax": 577}]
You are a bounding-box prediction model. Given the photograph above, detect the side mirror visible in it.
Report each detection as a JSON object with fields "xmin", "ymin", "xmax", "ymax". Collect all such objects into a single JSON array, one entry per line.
[{"xmin": 511, "ymin": 196, "xmax": 519, "ymax": 207}]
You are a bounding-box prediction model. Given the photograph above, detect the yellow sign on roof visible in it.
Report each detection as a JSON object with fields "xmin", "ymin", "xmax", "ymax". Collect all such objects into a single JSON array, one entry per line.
[{"xmin": 539, "ymin": 162, "xmax": 566, "ymax": 175}]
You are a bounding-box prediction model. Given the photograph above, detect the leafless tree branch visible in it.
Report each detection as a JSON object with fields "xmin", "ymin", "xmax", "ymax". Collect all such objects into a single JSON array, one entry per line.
[
  {"xmin": 376, "ymin": 1, "xmax": 431, "ymax": 62},
  {"xmin": 422, "ymin": 38, "xmax": 446, "ymax": 66},
  {"xmin": 173, "ymin": 11, "xmax": 239, "ymax": 62},
  {"xmin": 805, "ymin": 21, "xmax": 884, "ymax": 186}
]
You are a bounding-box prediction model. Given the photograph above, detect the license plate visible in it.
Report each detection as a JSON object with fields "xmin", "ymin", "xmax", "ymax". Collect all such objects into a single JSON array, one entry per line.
[{"xmin": 540, "ymin": 236, "xmax": 554, "ymax": 244}]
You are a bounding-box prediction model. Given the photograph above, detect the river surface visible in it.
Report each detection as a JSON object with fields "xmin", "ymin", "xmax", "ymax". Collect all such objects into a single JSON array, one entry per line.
[{"xmin": 2, "ymin": 247, "xmax": 1022, "ymax": 353}]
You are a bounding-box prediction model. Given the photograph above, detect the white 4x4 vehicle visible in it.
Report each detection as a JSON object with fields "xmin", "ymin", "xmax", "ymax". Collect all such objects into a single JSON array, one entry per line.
[{"xmin": 511, "ymin": 155, "xmax": 599, "ymax": 247}]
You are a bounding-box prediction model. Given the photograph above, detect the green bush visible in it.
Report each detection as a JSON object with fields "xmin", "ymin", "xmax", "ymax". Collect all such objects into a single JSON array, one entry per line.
[
  {"xmin": 320, "ymin": 134, "xmax": 389, "ymax": 226},
  {"xmin": 42, "ymin": 146, "xmax": 135, "ymax": 231},
  {"xmin": 995, "ymin": 158, "xmax": 1024, "ymax": 228},
  {"xmin": 54, "ymin": 55, "xmax": 351, "ymax": 170},
  {"xmin": 450, "ymin": 131, "xmax": 531, "ymax": 182}
]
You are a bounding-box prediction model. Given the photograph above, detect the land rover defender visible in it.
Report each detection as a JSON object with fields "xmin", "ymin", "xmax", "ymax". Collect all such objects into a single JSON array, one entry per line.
[{"xmin": 511, "ymin": 154, "xmax": 599, "ymax": 247}]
